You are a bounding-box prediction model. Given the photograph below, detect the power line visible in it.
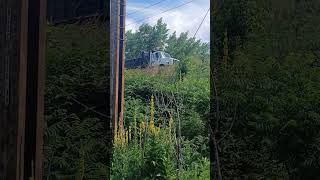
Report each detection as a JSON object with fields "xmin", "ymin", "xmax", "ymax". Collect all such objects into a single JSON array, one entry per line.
[
  {"xmin": 126, "ymin": 0, "xmax": 168, "ymax": 16},
  {"xmin": 192, "ymin": 7, "xmax": 210, "ymax": 39},
  {"xmin": 126, "ymin": 0, "xmax": 195, "ymax": 27}
]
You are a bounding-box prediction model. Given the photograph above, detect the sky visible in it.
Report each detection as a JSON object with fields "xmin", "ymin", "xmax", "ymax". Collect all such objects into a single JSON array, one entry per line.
[{"xmin": 126, "ymin": 0, "xmax": 210, "ymax": 42}]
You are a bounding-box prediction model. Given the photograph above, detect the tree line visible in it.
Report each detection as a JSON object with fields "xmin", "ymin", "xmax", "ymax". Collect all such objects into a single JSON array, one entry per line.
[{"xmin": 125, "ymin": 18, "xmax": 209, "ymax": 61}]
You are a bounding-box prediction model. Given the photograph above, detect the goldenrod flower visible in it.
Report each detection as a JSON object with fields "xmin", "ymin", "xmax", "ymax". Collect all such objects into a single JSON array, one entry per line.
[
  {"xmin": 125, "ymin": 130, "xmax": 129, "ymax": 145},
  {"xmin": 129, "ymin": 126, "xmax": 132, "ymax": 143},
  {"xmin": 150, "ymin": 95, "xmax": 155, "ymax": 122}
]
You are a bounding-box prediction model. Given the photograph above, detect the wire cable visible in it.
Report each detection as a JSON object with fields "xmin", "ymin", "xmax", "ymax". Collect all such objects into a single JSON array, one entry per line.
[
  {"xmin": 192, "ymin": 7, "xmax": 210, "ymax": 39},
  {"xmin": 126, "ymin": 0, "xmax": 195, "ymax": 27},
  {"xmin": 126, "ymin": 0, "xmax": 168, "ymax": 16}
]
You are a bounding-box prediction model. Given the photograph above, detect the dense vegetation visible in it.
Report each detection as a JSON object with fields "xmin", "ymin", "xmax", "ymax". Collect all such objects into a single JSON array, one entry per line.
[
  {"xmin": 211, "ymin": 0, "xmax": 320, "ymax": 179},
  {"xmin": 111, "ymin": 19, "xmax": 210, "ymax": 179},
  {"xmin": 42, "ymin": 0, "xmax": 320, "ymax": 179},
  {"xmin": 44, "ymin": 18, "xmax": 210, "ymax": 179},
  {"xmin": 44, "ymin": 22, "xmax": 111, "ymax": 179}
]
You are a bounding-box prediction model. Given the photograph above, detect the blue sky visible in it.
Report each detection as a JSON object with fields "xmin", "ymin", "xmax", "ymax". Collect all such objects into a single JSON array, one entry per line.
[{"xmin": 126, "ymin": 0, "xmax": 210, "ymax": 42}]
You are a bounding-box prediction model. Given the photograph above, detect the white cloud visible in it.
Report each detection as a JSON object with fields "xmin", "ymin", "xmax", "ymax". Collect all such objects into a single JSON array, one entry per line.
[
  {"xmin": 126, "ymin": 18, "xmax": 140, "ymax": 32},
  {"xmin": 126, "ymin": 0, "xmax": 210, "ymax": 42}
]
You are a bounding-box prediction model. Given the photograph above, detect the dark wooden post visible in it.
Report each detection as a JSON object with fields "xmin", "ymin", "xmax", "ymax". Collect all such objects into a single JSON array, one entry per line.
[
  {"xmin": 0, "ymin": 0, "xmax": 29, "ymax": 179},
  {"xmin": 118, "ymin": 0, "xmax": 126, "ymax": 131},
  {"xmin": 111, "ymin": 0, "xmax": 120, "ymax": 135},
  {"xmin": 0, "ymin": 0, "xmax": 46, "ymax": 179},
  {"xmin": 111, "ymin": 0, "xmax": 126, "ymax": 138},
  {"xmin": 0, "ymin": 0, "xmax": 28, "ymax": 180},
  {"xmin": 24, "ymin": 0, "xmax": 46, "ymax": 179}
]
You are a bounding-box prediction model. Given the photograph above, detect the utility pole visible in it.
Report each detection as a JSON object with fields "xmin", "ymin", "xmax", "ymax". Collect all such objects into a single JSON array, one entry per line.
[
  {"xmin": 118, "ymin": 0, "xmax": 126, "ymax": 131},
  {"xmin": 0, "ymin": 0, "xmax": 46, "ymax": 179},
  {"xmin": 111, "ymin": 0, "xmax": 120, "ymax": 135},
  {"xmin": 111, "ymin": 0, "xmax": 126, "ymax": 137}
]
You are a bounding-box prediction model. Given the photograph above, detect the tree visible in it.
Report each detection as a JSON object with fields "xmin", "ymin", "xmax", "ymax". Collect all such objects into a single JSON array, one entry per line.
[{"xmin": 125, "ymin": 19, "xmax": 209, "ymax": 61}]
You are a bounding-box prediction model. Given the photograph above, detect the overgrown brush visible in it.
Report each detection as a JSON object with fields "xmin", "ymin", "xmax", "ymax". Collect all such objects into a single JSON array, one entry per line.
[
  {"xmin": 111, "ymin": 95, "xmax": 209, "ymax": 179},
  {"xmin": 44, "ymin": 22, "xmax": 110, "ymax": 179}
]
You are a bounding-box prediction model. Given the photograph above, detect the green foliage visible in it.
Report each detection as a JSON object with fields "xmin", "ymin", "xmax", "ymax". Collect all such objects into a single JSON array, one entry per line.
[
  {"xmin": 112, "ymin": 58, "xmax": 210, "ymax": 179},
  {"xmin": 125, "ymin": 18, "xmax": 209, "ymax": 61},
  {"xmin": 124, "ymin": 56, "xmax": 209, "ymax": 140},
  {"xmin": 113, "ymin": 19, "xmax": 210, "ymax": 179},
  {"xmin": 44, "ymin": 22, "xmax": 110, "ymax": 179},
  {"xmin": 46, "ymin": 18, "xmax": 210, "ymax": 179},
  {"xmin": 212, "ymin": 0, "xmax": 320, "ymax": 179},
  {"xmin": 112, "ymin": 145, "xmax": 143, "ymax": 180},
  {"xmin": 111, "ymin": 115, "xmax": 209, "ymax": 180},
  {"xmin": 141, "ymin": 136, "xmax": 168, "ymax": 179},
  {"xmin": 180, "ymin": 158, "xmax": 210, "ymax": 180},
  {"xmin": 216, "ymin": 44, "xmax": 320, "ymax": 180},
  {"xmin": 126, "ymin": 18, "xmax": 169, "ymax": 59}
]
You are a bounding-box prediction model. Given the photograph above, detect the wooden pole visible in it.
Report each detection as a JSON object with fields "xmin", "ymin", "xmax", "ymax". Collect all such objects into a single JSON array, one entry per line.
[
  {"xmin": 111, "ymin": 0, "xmax": 126, "ymax": 136},
  {"xmin": 24, "ymin": 0, "xmax": 46, "ymax": 179},
  {"xmin": 0, "ymin": 0, "xmax": 28, "ymax": 179},
  {"xmin": 111, "ymin": 0, "xmax": 120, "ymax": 137},
  {"xmin": 118, "ymin": 0, "xmax": 126, "ymax": 130},
  {"xmin": 0, "ymin": 0, "xmax": 46, "ymax": 179}
]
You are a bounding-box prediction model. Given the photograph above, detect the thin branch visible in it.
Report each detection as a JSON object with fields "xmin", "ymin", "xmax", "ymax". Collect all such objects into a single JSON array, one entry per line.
[
  {"xmin": 172, "ymin": 92, "xmax": 182, "ymax": 180},
  {"xmin": 56, "ymin": 86, "xmax": 109, "ymax": 118},
  {"xmin": 211, "ymin": 70, "xmax": 223, "ymax": 180},
  {"xmin": 218, "ymin": 104, "xmax": 237, "ymax": 144}
]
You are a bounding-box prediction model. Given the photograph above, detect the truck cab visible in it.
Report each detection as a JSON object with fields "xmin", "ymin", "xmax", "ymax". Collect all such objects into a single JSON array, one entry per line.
[{"xmin": 150, "ymin": 51, "xmax": 179, "ymax": 66}]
